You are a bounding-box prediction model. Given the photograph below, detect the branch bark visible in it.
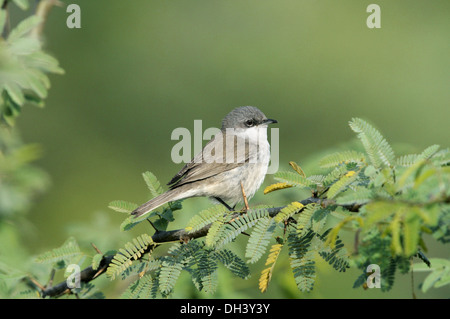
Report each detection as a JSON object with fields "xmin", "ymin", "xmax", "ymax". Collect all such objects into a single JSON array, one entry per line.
[{"xmin": 40, "ymin": 196, "xmax": 345, "ymax": 298}]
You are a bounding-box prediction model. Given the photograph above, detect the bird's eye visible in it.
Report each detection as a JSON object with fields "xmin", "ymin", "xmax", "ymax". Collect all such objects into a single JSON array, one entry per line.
[{"xmin": 245, "ymin": 119, "xmax": 255, "ymax": 127}]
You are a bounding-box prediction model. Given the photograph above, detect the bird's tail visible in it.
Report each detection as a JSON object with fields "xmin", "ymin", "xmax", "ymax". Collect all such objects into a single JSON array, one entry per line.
[{"xmin": 131, "ymin": 188, "xmax": 183, "ymax": 218}]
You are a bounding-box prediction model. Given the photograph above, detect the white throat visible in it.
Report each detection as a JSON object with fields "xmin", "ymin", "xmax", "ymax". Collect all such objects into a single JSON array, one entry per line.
[{"xmin": 227, "ymin": 125, "xmax": 268, "ymax": 143}]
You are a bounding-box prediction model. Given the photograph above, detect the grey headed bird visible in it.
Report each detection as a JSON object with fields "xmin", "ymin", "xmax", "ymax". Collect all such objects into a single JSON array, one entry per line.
[{"xmin": 131, "ymin": 106, "xmax": 277, "ymax": 218}]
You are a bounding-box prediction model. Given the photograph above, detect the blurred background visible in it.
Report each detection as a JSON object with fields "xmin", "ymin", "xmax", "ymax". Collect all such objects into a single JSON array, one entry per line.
[{"xmin": 11, "ymin": 0, "xmax": 449, "ymax": 298}]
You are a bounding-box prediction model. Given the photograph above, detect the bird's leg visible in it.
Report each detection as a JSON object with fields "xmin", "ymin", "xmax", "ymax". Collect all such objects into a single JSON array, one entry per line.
[
  {"xmin": 240, "ymin": 181, "xmax": 250, "ymax": 212},
  {"xmin": 213, "ymin": 197, "xmax": 234, "ymax": 211}
]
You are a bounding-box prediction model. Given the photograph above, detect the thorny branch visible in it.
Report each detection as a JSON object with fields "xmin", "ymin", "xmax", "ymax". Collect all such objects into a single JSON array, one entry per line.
[{"xmin": 39, "ymin": 196, "xmax": 357, "ymax": 298}]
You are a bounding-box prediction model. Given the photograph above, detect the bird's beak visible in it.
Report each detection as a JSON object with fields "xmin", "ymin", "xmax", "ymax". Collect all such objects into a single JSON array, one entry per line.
[{"xmin": 263, "ymin": 118, "xmax": 278, "ymax": 125}]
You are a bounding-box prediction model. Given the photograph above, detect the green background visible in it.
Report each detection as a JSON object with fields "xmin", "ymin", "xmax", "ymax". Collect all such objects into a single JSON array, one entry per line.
[{"xmin": 13, "ymin": 0, "xmax": 450, "ymax": 298}]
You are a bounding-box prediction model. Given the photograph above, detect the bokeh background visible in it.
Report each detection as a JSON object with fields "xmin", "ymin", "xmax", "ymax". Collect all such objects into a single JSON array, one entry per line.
[{"xmin": 12, "ymin": 0, "xmax": 449, "ymax": 298}]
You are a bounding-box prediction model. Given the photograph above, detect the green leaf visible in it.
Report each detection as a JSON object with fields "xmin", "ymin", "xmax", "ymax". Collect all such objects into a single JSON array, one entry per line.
[
  {"xmin": 4, "ymin": 83, "xmax": 25, "ymax": 106},
  {"xmin": 108, "ymin": 200, "xmax": 138, "ymax": 214},
  {"xmin": 403, "ymin": 213, "xmax": 421, "ymax": 257},
  {"xmin": 245, "ymin": 217, "xmax": 276, "ymax": 264},
  {"xmin": 273, "ymin": 171, "xmax": 316, "ymax": 189},
  {"xmin": 106, "ymin": 234, "xmax": 154, "ymax": 280},
  {"xmin": 34, "ymin": 237, "xmax": 82, "ymax": 266},
  {"xmin": 194, "ymin": 250, "xmax": 218, "ymax": 293},
  {"xmin": 318, "ymin": 230, "xmax": 350, "ymax": 272},
  {"xmin": 274, "ymin": 201, "xmax": 304, "ymax": 224},
  {"xmin": 364, "ymin": 201, "xmax": 400, "ymax": 228},
  {"xmin": 205, "ymin": 220, "xmax": 225, "ymax": 247},
  {"xmin": 142, "ymin": 171, "xmax": 163, "ymax": 197},
  {"xmin": 287, "ymin": 230, "xmax": 316, "ymax": 292},
  {"xmin": 12, "ymin": 0, "xmax": 30, "ymax": 10},
  {"xmin": 349, "ymin": 118, "xmax": 395, "ymax": 168},
  {"xmin": 215, "ymin": 249, "xmax": 250, "ymax": 279},
  {"xmin": 297, "ymin": 203, "xmax": 320, "ymax": 236},
  {"xmin": 214, "ymin": 208, "xmax": 270, "ymax": 249},
  {"xmin": 336, "ymin": 187, "xmax": 373, "ymax": 205},
  {"xmin": 7, "ymin": 15, "xmax": 42, "ymax": 43},
  {"xmin": 185, "ymin": 205, "xmax": 228, "ymax": 233},
  {"xmin": 159, "ymin": 259, "xmax": 183, "ymax": 295},
  {"xmin": 327, "ymin": 171, "xmax": 358, "ymax": 199},
  {"xmin": 120, "ymin": 274, "xmax": 156, "ymax": 299},
  {"xmin": 319, "ymin": 150, "xmax": 366, "ymax": 168},
  {"xmin": 92, "ymin": 254, "xmax": 103, "ymax": 271}
]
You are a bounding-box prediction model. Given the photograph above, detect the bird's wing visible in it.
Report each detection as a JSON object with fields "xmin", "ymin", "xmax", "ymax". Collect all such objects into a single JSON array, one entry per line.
[{"xmin": 167, "ymin": 134, "xmax": 250, "ymax": 189}]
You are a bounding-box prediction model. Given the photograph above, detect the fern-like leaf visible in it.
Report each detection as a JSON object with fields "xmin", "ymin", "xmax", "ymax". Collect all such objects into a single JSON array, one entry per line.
[
  {"xmin": 336, "ymin": 187, "xmax": 373, "ymax": 205},
  {"xmin": 288, "ymin": 231, "xmax": 316, "ymax": 293},
  {"xmin": 381, "ymin": 257, "xmax": 397, "ymax": 292},
  {"xmin": 34, "ymin": 237, "xmax": 82, "ymax": 266},
  {"xmin": 142, "ymin": 171, "xmax": 163, "ymax": 197},
  {"xmin": 195, "ymin": 250, "xmax": 219, "ymax": 293},
  {"xmin": 319, "ymin": 150, "xmax": 366, "ymax": 168},
  {"xmin": 214, "ymin": 208, "xmax": 270, "ymax": 249},
  {"xmin": 185, "ymin": 205, "xmax": 228, "ymax": 233},
  {"xmin": 318, "ymin": 230, "xmax": 350, "ymax": 272},
  {"xmin": 108, "ymin": 200, "xmax": 138, "ymax": 214},
  {"xmin": 273, "ymin": 171, "xmax": 316, "ymax": 189},
  {"xmin": 274, "ymin": 202, "xmax": 304, "ymax": 224},
  {"xmin": 322, "ymin": 165, "xmax": 348, "ymax": 187},
  {"xmin": 215, "ymin": 249, "xmax": 250, "ymax": 279},
  {"xmin": 349, "ymin": 118, "xmax": 395, "ymax": 168},
  {"xmin": 259, "ymin": 243, "xmax": 283, "ymax": 293},
  {"xmin": 245, "ymin": 217, "xmax": 277, "ymax": 264},
  {"xmin": 296, "ymin": 203, "xmax": 319, "ymax": 236},
  {"xmin": 326, "ymin": 171, "xmax": 359, "ymax": 199},
  {"xmin": 120, "ymin": 274, "xmax": 156, "ymax": 299},
  {"xmin": 396, "ymin": 144, "xmax": 440, "ymax": 167},
  {"xmin": 106, "ymin": 234, "xmax": 154, "ymax": 280},
  {"xmin": 263, "ymin": 182, "xmax": 293, "ymax": 194},
  {"xmin": 158, "ymin": 257, "xmax": 183, "ymax": 295}
]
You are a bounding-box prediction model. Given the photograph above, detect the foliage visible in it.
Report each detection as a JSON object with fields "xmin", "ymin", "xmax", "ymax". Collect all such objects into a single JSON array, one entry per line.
[
  {"xmin": 263, "ymin": 118, "xmax": 449, "ymax": 294},
  {"xmin": 0, "ymin": 0, "xmax": 448, "ymax": 300},
  {"xmin": 0, "ymin": 129, "xmax": 49, "ymax": 218},
  {"xmin": 0, "ymin": 0, "xmax": 65, "ymax": 299},
  {"xmin": 412, "ymin": 258, "xmax": 450, "ymax": 293},
  {"xmin": 0, "ymin": 8, "xmax": 64, "ymax": 127},
  {"xmin": 16, "ymin": 117, "xmax": 446, "ymax": 299},
  {"xmin": 104, "ymin": 170, "xmax": 350, "ymax": 298}
]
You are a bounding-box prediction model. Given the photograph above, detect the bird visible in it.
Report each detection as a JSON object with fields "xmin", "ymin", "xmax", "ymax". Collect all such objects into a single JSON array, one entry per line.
[{"xmin": 131, "ymin": 106, "xmax": 277, "ymax": 218}]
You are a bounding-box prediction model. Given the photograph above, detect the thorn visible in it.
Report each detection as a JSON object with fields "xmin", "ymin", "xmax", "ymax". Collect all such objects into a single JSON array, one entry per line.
[
  {"xmin": 240, "ymin": 181, "xmax": 249, "ymax": 212},
  {"xmin": 27, "ymin": 276, "xmax": 46, "ymax": 291},
  {"xmin": 91, "ymin": 242, "xmax": 102, "ymax": 255},
  {"xmin": 92, "ymin": 268, "xmax": 104, "ymax": 280}
]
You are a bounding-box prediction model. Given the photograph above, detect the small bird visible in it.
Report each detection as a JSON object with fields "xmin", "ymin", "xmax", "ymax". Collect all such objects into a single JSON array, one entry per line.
[{"xmin": 131, "ymin": 106, "xmax": 277, "ymax": 218}]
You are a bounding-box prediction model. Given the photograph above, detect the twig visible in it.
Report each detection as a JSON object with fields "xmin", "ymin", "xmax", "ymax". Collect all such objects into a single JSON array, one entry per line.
[{"xmin": 31, "ymin": 0, "xmax": 63, "ymax": 39}]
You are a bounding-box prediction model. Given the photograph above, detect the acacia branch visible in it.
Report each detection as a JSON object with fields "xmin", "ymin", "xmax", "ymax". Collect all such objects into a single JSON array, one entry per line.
[{"xmin": 40, "ymin": 196, "xmax": 350, "ymax": 298}]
